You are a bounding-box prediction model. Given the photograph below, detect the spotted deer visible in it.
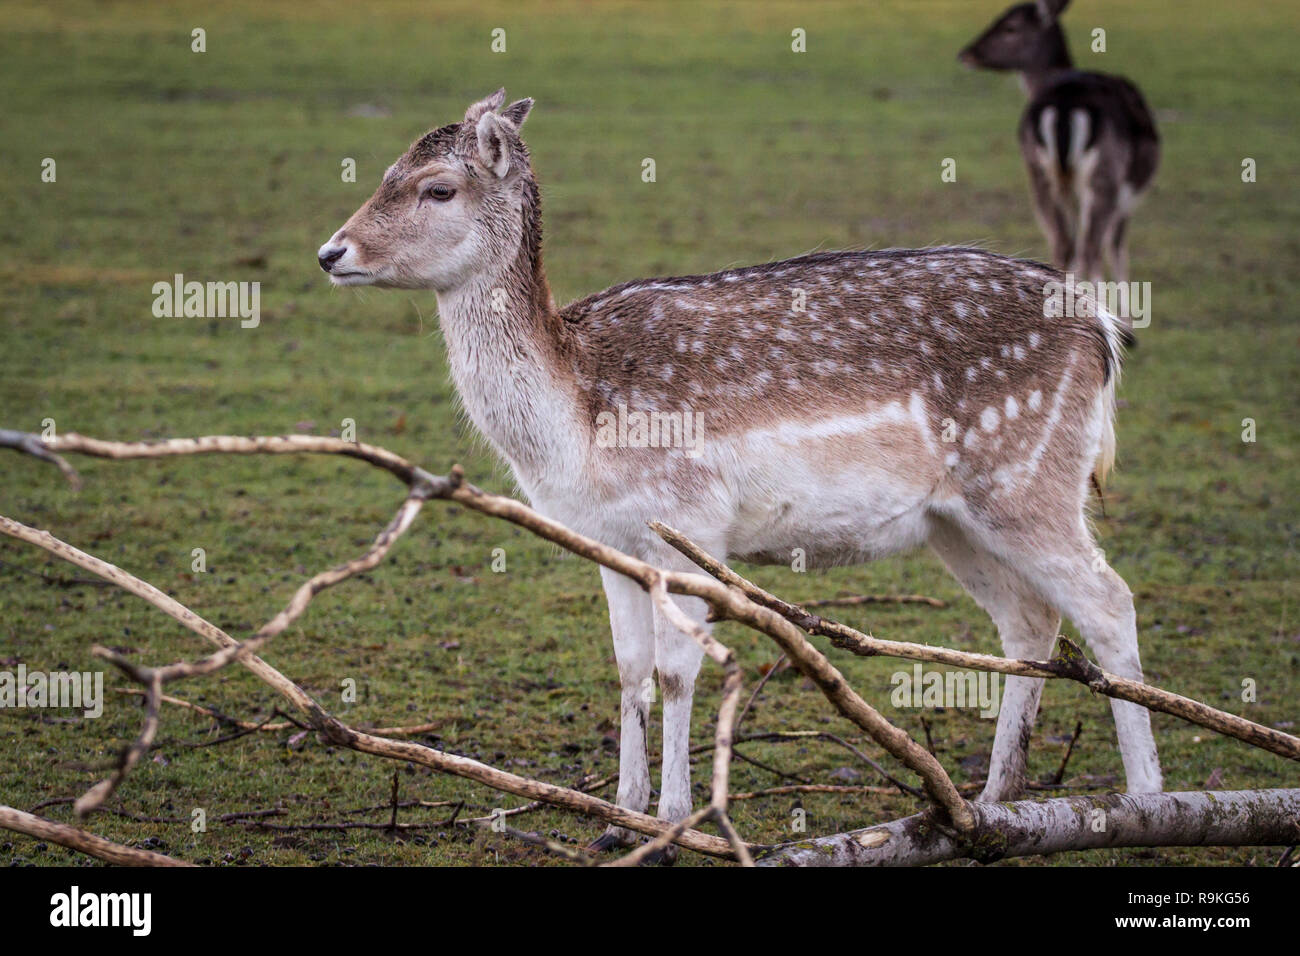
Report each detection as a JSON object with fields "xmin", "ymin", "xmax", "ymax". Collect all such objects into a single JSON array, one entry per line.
[
  {"xmin": 318, "ymin": 90, "xmax": 1161, "ymax": 859},
  {"xmin": 960, "ymin": 0, "xmax": 1159, "ymax": 309}
]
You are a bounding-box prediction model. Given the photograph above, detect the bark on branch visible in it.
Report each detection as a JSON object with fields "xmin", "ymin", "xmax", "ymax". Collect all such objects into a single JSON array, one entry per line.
[
  {"xmin": 0, "ymin": 806, "xmax": 193, "ymax": 867},
  {"xmin": 758, "ymin": 788, "xmax": 1300, "ymax": 866}
]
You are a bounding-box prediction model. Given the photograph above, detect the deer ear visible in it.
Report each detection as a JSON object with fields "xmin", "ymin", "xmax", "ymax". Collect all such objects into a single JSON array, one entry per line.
[
  {"xmin": 464, "ymin": 88, "xmax": 506, "ymax": 125},
  {"xmin": 500, "ymin": 98, "xmax": 534, "ymax": 129},
  {"xmin": 1037, "ymin": 0, "xmax": 1070, "ymax": 20},
  {"xmin": 474, "ymin": 111, "xmax": 513, "ymax": 178}
]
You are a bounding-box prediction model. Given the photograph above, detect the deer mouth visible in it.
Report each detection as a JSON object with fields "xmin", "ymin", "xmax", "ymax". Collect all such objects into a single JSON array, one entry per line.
[{"xmin": 327, "ymin": 270, "xmax": 375, "ymax": 286}]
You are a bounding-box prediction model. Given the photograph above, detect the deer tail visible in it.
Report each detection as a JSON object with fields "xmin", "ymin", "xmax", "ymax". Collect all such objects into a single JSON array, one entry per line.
[{"xmin": 1093, "ymin": 305, "xmax": 1133, "ymax": 488}]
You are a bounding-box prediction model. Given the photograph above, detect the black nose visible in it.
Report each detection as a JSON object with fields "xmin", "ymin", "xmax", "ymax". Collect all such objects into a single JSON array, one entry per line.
[{"xmin": 318, "ymin": 247, "xmax": 346, "ymax": 271}]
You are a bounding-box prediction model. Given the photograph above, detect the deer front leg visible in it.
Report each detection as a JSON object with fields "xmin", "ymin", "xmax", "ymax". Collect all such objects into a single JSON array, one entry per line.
[
  {"xmin": 589, "ymin": 567, "xmax": 655, "ymax": 852},
  {"xmin": 648, "ymin": 558, "xmax": 710, "ymax": 864}
]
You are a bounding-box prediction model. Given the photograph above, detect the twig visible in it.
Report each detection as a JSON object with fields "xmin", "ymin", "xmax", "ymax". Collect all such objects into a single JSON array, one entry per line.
[
  {"xmin": 919, "ymin": 716, "xmax": 937, "ymax": 755},
  {"xmin": 0, "ymin": 429, "xmax": 81, "ymax": 488},
  {"xmin": 730, "ymin": 784, "xmax": 898, "ymax": 800},
  {"xmin": 736, "ymin": 731, "xmax": 924, "ymax": 799},
  {"xmin": 735, "ymin": 654, "xmax": 785, "ymax": 735},
  {"xmin": 731, "ymin": 748, "xmax": 810, "ymax": 784},
  {"xmin": 802, "ymin": 593, "xmax": 947, "ymax": 609},
  {"xmin": 1049, "ymin": 720, "xmax": 1085, "ymax": 786},
  {"xmin": 388, "ymin": 769, "xmax": 400, "ymax": 832},
  {"xmin": 497, "ymin": 825, "xmax": 597, "ymax": 866}
]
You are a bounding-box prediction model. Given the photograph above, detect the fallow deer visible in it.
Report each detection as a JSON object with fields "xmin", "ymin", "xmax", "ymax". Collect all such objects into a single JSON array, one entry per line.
[
  {"xmin": 960, "ymin": 0, "xmax": 1159, "ymax": 307},
  {"xmin": 318, "ymin": 90, "xmax": 1162, "ymax": 859}
]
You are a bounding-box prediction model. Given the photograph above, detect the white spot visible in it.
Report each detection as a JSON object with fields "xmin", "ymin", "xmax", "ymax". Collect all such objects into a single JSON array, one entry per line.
[
  {"xmin": 1028, "ymin": 390, "xmax": 1043, "ymax": 412},
  {"xmin": 1004, "ymin": 395, "xmax": 1019, "ymax": 419},
  {"xmin": 980, "ymin": 407, "xmax": 1000, "ymax": 432}
]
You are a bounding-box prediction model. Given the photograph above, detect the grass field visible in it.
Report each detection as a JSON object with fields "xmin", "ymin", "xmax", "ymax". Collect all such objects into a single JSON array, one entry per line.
[{"xmin": 0, "ymin": 0, "xmax": 1296, "ymax": 866}]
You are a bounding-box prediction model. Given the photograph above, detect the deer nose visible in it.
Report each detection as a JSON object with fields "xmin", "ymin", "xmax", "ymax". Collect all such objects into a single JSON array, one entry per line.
[{"xmin": 318, "ymin": 245, "xmax": 346, "ymax": 272}]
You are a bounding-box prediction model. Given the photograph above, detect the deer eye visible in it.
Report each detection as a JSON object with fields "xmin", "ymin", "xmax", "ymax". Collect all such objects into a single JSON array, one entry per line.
[{"xmin": 425, "ymin": 183, "xmax": 456, "ymax": 202}]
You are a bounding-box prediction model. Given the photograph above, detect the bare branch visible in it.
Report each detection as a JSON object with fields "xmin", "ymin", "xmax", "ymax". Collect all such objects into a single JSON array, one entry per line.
[
  {"xmin": 0, "ymin": 429, "xmax": 82, "ymax": 488},
  {"xmin": 0, "ymin": 509, "xmax": 737, "ymax": 858},
  {"xmin": 759, "ymin": 789, "xmax": 1300, "ymax": 867},
  {"xmin": 0, "ymin": 806, "xmax": 193, "ymax": 867}
]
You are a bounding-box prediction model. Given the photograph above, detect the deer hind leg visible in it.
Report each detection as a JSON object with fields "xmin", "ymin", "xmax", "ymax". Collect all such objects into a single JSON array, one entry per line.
[
  {"xmin": 987, "ymin": 525, "xmax": 1163, "ymax": 794},
  {"xmin": 1104, "ymin": 213, "xmax": 1133, "ymax": 319},
  {"xmin": 928, "ymin": 518, "xmax": 1060, "ymax": 802},
  {"xmin": 589, "ymin": 566, "xmax": 655, "ymax": 852},
  {"xmin": 1073, "ymin": 173, "xmax": 1121, "ymax": 289},
  {"xmin": 1027, "ymin": 162, "xmax": 1074, "ymax": 271},
  {"xmin": 1106, "ymin": 214, "xmax": 1130, "ymax": 286}
]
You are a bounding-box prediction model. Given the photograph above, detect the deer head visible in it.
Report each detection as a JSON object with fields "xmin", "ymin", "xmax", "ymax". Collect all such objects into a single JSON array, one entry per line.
[
  {"xmin": 958, "ymin": 0, "xmax": 1072, "ymax": 73},
  {"xmin": 318, "ymin": 89, "xmax": 536, "ymax": 292}
]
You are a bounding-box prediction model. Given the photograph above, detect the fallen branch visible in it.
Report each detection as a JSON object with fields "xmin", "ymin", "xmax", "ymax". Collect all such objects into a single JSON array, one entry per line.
[
  {"xmin": 759, "ymin": 788, "xmax": 1300, "ymax": 866},
  {"xmin": 0, "ymin": 805, "xmax": 193, "ymax": 867}
]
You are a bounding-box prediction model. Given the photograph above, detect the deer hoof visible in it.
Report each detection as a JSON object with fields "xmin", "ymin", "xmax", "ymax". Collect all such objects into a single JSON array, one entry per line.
[
  {"xmin": 639, "ymin": 844, "xmax": 679, "ymax": 866},
  {"xmin": 588, "ymin": 826, "xmax": 637, "ymax": 852}
]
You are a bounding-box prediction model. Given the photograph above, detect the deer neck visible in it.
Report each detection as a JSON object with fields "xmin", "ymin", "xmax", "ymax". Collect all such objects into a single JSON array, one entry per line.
[
  {"xmin": 1019, "ymin": 36, "xmax": 1074, "ymax": 98},
  {"xmin": 433, "ymin": 196, "xmax": 580, "ymax": 489}
]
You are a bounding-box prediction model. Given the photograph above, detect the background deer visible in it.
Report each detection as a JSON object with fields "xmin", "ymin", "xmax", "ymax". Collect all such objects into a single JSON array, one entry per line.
[
  {"xmin": 318, "ymin": 90, "xmax": 1162, "ymax": 859},
  {"xmin": 960, "ymin": 0, "xmax": 1159, "ymax": 305}
]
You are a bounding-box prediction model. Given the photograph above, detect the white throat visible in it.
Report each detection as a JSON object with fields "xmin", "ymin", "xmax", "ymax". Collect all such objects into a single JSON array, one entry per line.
[{"xmin": 434, "ymin": 267, "xmax": 582, "ymax": 496}]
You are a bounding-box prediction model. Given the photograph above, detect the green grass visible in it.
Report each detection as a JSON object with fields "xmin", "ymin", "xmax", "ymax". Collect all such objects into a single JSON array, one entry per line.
[{"xmin": 0, "ymin": 0, "xmax": 1296, "ymax": 866}]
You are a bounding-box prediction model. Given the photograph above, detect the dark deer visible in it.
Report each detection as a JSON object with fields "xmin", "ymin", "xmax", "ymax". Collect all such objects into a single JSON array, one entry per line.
[{"xmin": 960, "ymin": 0, "xmax": 1159, "ymax": 309}]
